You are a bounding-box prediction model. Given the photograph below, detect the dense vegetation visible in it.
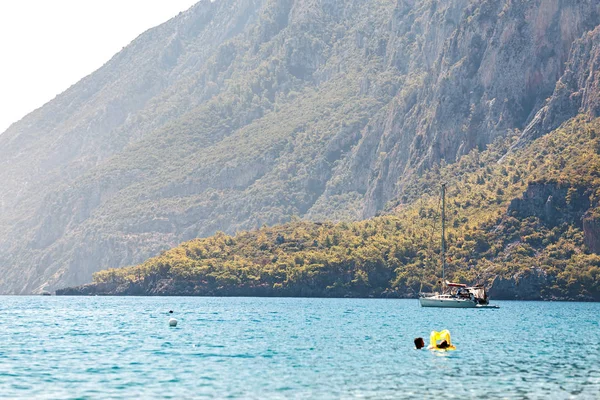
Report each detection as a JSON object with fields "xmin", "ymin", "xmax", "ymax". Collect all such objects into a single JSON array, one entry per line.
[{"xmin": 85, "ymin": 117, "xmax": 600, "ymax": 300}]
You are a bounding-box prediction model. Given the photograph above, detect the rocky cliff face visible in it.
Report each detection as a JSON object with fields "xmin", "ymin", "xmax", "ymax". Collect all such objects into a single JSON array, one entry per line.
[
  {"xmin": 583, "ymin": 212, "xmax": 600, "ymax": 254},
  {"xmin": 351, "ymin": 0, "xmax": 600, "ymax": 216},
  {"xmin": 515, "ymin": 24, "xmax": 600, "ymax": 147},
  {"xmin": 488, "ymin": 268, "xmax": 551, "ymax": 301},
  {"xmin": 508, "ymin": 182, "xmax": 591, "ymax": 228},
  {"xmin": 1, "ymin": 0, "xmax": 600, "ymax": 293}
]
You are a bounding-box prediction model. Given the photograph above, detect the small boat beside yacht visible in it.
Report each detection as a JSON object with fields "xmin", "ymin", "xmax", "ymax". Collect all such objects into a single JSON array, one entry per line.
[{"xmin": 418, "ymin": 183, "xmax": 498, "ymax": 309}]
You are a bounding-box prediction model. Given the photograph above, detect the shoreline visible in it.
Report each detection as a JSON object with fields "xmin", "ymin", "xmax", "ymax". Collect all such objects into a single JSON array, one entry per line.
[{"xmin": 52, "ymin": 285, "xmax": 599, "ymax": 302}]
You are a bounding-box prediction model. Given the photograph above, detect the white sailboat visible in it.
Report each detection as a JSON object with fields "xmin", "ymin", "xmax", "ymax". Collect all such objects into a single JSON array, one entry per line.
[{"xmin": 419, "ymin": 184, "xmax": 494, "ymax": 308}]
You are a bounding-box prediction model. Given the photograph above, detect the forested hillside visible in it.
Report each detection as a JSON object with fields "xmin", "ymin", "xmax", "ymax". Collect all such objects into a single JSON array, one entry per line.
[
  {"xmin": 60, "ymin": 117, "xmax": 600, "ymax": 300},
  {"xmin": 2, "ymin": 0, "xmax": 600, "ymax": 293}
]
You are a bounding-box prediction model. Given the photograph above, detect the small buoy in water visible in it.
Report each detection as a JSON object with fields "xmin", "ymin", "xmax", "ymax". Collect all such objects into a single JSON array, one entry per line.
[{"xmin": 169, "ymin": 318, "xmax": 178, "ymax": 327}]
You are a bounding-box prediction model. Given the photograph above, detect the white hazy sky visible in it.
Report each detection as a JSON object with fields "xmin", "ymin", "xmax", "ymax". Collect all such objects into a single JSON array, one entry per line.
[{"xmin": 0, "ymin": 0, "xmax": 200, "ymax": 134}]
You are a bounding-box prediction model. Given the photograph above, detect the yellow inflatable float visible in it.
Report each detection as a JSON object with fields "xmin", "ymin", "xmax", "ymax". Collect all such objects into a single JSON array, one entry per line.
[{"xmin": 428, "ymin": 329, "xmax": 456, "ymax": 351}]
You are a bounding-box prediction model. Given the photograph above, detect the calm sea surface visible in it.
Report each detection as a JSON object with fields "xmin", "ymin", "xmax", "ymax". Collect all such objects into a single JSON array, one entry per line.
[{"xmin": 0, "ymin": 297, "xmax": 599, "ymax": 399}]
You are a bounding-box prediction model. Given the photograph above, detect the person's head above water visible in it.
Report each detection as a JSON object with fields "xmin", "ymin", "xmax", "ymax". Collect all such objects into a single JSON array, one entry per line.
[
  {"xmin": 414, "ymin": 337, "xmax": 425, "ymax": 349},
  {"xmin": 437, "ymin": 340, "xmax": 450, "ymax": 349}
]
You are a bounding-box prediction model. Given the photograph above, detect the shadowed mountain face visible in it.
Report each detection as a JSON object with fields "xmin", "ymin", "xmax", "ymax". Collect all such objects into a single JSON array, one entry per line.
[{"xmin": 1, "ymin": 0, "xmax": 599, "ymax": 293}]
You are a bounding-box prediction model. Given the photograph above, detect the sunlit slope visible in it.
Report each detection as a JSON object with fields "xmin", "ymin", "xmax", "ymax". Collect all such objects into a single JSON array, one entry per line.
[{"xmin": 76, "ymin": 117, "xmax": 600, "ymax": 300}]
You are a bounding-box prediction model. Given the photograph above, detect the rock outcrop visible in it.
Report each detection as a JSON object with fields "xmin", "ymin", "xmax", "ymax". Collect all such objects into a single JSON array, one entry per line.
[
  {"xmin": 515, "ymin": 24, "xmax": 600, "ymax": 147},
  {"xmin": 508, "ymin": 182, "xmax": 590, "ymax": 228},
  {"xmin": 488, "ymin": 268, "xmax": 550, "ymax": 300},
  {"xmin": 583, "ymin": 212, "xmax": 600, "ymax": 254}
]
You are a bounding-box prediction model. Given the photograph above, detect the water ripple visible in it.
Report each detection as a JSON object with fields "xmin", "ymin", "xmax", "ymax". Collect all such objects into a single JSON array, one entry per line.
[{"xmin": 0, "ymin": 297, "xmax": 599, "ymax": 399}]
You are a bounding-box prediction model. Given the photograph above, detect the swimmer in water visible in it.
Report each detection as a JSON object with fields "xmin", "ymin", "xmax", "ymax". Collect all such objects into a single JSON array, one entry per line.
[{"xmin": 414, "ymin": 337, "xmax": 425, "ymax": 349}]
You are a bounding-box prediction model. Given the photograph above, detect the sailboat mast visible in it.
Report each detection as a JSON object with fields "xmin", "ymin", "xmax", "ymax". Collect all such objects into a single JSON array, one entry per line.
[{"xmin": 441, "ymin": 183, "xmax": 446, "ymax": 289}]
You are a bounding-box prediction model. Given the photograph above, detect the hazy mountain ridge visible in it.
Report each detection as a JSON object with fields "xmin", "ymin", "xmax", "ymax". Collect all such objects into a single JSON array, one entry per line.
[{"xmin": 1, "ymin": 0, "xmax": 599, "ymax": 293}]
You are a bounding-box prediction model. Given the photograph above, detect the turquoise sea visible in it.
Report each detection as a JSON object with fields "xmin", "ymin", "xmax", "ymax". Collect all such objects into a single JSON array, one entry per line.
[{"xmin": 0, "ymin": 297, "xmax": 599, "ymax": 399}]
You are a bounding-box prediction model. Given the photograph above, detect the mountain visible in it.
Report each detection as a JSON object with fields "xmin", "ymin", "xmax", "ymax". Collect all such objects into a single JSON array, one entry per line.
[
  {"xmin": 58, "ymin": 117, "xmax": 600, "ymax": 300},
  {"xmin": 2, "ymin": 0, "xmax": 600, "ymax": 294}
]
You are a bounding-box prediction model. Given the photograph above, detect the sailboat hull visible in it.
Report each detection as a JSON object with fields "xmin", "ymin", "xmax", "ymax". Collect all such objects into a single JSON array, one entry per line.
[{"xmin": 419, "ymin": 297, "xmax": 478, "ymax": 308}]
